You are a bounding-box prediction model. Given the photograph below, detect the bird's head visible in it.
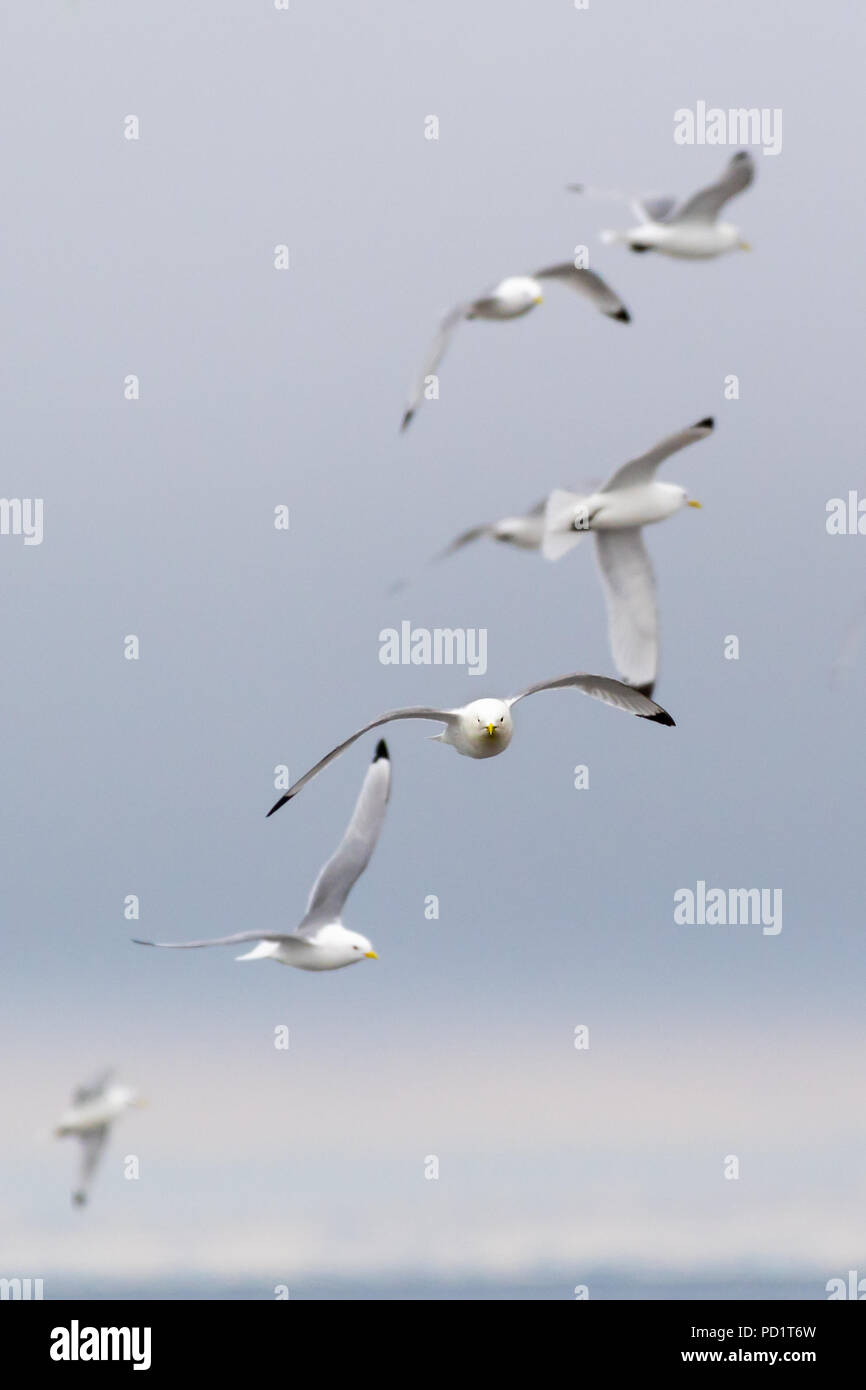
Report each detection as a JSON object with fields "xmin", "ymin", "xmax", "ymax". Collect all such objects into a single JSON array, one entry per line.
[
  {"xmin": 466, "ymin": 698, "xmax": 512, "ymax": 741},
  {"xmin": 346, "ymin": 931, "xmax": 378, "ymax": 962}
]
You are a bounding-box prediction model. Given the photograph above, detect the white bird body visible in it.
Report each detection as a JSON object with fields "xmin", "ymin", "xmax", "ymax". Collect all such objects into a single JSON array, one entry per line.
[
  {"xmin": 235, "ymin": 922, "xmax": 375, "ymax": 970},
  {"xmin": 612, "ymin": 219, "xmax": 742, "ymax": 259},
  {"xmin": 468, "ymin": 276, "xmax": 543, "ymax": 319},
  {"xmin": 580, "ymin": 480, "xmax": 689, "ymax": 530},
  {"xmin": 55, "ymin": 1084, "xmax": 139, "ymax": 1136},
  {"xmin": 436, "ymin": 698, "xmax": 514, "ymax": 757},
  {"xmin": 137, "ymin": 744, "xmax": 391, "ymax": 971}
]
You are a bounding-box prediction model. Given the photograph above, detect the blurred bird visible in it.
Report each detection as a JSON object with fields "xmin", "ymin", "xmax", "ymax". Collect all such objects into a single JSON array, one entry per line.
[
  {"xmin": 571, "ymin": 152, "xmax": 755, "ymax": 258},
  {"xmin": 54, "ymin": 1071, "xmax": 144, "ymax": 1206},
  {"xmin": 401, "ymin": 262, "xmax": 630, "ymax": 430}
]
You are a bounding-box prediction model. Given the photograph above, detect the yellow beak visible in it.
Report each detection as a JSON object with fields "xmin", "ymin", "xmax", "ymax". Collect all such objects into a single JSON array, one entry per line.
[
  {"xmin": 132, "ymin": 1098, "xmax": 148, "ymax": 1108},
  {"xmin": 687, "ymin": 499, "xmax": 702, "ymax": 509},
  {"xmin": 534, "ymin": 293, "xmax": 544, "ymax": 305},
  {"xmin": 739, "ymin": 240, "xmax": 752, "ymax": 251},
  {"xmin": 487, "ymin": 723, "xmax": 496, "ymax": 736},
  {"xmin": 364, "ymin": 950, "xmax": 378, "ymax": 960}
]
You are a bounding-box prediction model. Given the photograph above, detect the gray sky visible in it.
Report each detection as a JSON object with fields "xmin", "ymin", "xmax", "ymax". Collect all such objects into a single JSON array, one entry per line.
[{"xmin": 2, "ymin": 0, "xmax": 865, "ymax": 1292}]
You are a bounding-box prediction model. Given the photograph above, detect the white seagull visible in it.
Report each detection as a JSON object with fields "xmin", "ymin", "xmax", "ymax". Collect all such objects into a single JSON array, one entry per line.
[
  {"xmin": 402, "ymin": 418, "xmax": 713, "ymax": 697},
  {"xmin": 401, "ymin": 262, "xmax": 630, "ymax": 431},
  {"xmin": 137, "ymin": 742, "xmax": 392, "ymax": 969},
  {"xmin": 540, "ymin": 417, "xmax": 714, "ymax": 695},
  {"xmin": 266, "ymin": 674, "xmax": 674, "ymax": 815},
  {"xmin": 574, "ymin": 152, "xmax": 755, "ymax": 259},
  {"xmin": 54, "ymin": 1070, "xmax": 144, "ymax": 1206}
]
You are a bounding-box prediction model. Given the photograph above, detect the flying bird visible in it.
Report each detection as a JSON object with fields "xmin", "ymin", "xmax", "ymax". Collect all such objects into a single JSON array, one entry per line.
[
  {"xmin": 137, "ymin": 742, "xmax": 392, "ymax": 969},
  {"xmin": 266, "ymin": 675, "xmax": 674, "ymax": 815},
  {"xmin": 54, "ymin": 1071, "xmax": 143, "ymax": 1206},
  {"xmin": 541, "ymin": 418, "xmax": 714, "ymax": 695},
  {"xmin": 400, "ymin": 419, "xmax": 712, "ymax": 697},
  {"xmin": 401, "ymin": 263, "xmax": 630, "ymax": 431},
  {"xmin": 572, "ymin": 152, "xmax": 755, "ymax": 259}
]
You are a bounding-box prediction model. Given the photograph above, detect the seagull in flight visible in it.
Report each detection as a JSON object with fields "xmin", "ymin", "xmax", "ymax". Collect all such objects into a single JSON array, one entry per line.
[
  {"xmin": 541, "ymin": 417, "xmax": 714, "ymax": 695},
  {"xmin": 54, "ymin": 1070, "xmax": 144, "ymax": 1206},
  {"xmin": 395, "ymin": 418, "xmax": 713, "ymax": 698},
  {"xmin": 572, "ymin": 152, "xmax": 755, "ymax": 258},
  {"xmin": 401, "ymin": 262, "xmax": 630, "ymax": 430},
  {"xmin": 137, "ymin": 743, "xmax": 392, "ymax": 969},
  {"xmin": 266, "ymin": 674, "xmax": 674, "ymax": 815}
]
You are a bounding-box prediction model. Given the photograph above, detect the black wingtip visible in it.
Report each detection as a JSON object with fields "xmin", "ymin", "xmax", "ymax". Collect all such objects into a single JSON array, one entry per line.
[
  {"xmin": 73, "ymin": 1191, "xmax": 86, "ymax": 1207},
  {"xmin": 634, "ymin": 681, "xmax": 656, "ymax": 700},
  {"xmin": 611, "ymin": 307, "xmax": 631, "ymax": 323},
  {"xmin": 266, "ymin": 794, "xmax": 291, "ymax": 818},
  {"xmin": 695, "ymin": 416, "xmax": 715, "ymax": 431},
  {"xmin": 400, "ymin": 411, "xmax": 413, "ymax": 433},
  {"xmin": 131, "ymin": 938, "xmax": 154, "ymax": 947},
  {"xmin": 644, "ymin": 709, "xmax": 676, "ymax": 727},
  {"xmin": 374, "ymin": 739, "xmax": 389, "ymax": 761}
]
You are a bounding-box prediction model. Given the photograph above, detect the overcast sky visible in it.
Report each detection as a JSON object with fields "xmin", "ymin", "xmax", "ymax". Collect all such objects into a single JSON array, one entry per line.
[{"xmin": 2, "ymin": 0, "xmax": 864, "ymax": 1295}]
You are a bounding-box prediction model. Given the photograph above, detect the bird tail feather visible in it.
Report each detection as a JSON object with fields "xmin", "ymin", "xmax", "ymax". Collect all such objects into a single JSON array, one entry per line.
[
  {"xmin": 542, "ymin": 490, "xmax": 590, "ymax": 562},
  {"xmin": 235, "ymin": 942, "xmax": 279, "ymax": 962}
]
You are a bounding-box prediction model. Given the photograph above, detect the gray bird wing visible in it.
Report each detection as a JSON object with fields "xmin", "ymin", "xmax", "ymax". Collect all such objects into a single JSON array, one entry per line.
[
  {"xmin": 671, "ymin": 152, "xmax": 755, "ymax": 225},
  {"xmin": 506, "ymin": 672, "xmax": 673, "ymax": 724},
  {"xmin": 73, "ymin": 1125, "xmax": 109, "ymax": 1204},
  {"xmin": 599, "ymin": 417, "xmax": 714, "ymax": 492},
  {"xmin": 133, "ymin": 930, "xmax": 301, "ymax": 949},
  {"xmin": 532, "ymin": 263, "xmax": 631, "ymax": 322},
  {"xmin": 401, "ymin": 303, "xmax": 471, "ymax": 431},
  {"xmin": 267, "ymin": 708, "xmax": 458, "ymax": 814},
  {"xmin": 73, "ymin": 1071, "xmax": 113, "ymax": 1106},
  {"xmin": 594, "ymin": 530, "xmax": 659, "ymax": 693},
  {"xmin": 634, "ymin": 194, "xmax": 678, "ymax": 224},
  {"xmin": 299, "ymin": 741, "xmax": 392, "ymax": 933}
]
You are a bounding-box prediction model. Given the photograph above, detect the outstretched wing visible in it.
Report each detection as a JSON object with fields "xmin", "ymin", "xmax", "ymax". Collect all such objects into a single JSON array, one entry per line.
[
  {"xmin": 633, "ymin": 194, "xmax": 677, "ymax": 224},
  {"xmin": 600, "ymin": 417, "xmax": 714, "ymax": 493},
  {"xmin": 133, "ymin": 930, "xmax": 298, "ymax": 949},
  {"xmin": 266, "ymin": 707, "xmax": 458, "ymax": 814},
  {"xmin": 671, "ymin": 152, "xmax": 755, "ymax": 225},
  {"xmin": 568, "ymin": 184, "xmax": 676, "ymax": 225},
  {"xmin": 73, "ymin": 1126, "xmax": 109, "ymax": 1205},
  {"xmin": 594, "ymin": 530, "xmax": 659, "ymax": 694},
  {"xmin": 506, "ymin": 671, "xmax": 674, "ymax": 724},
  {"xmin": 300, "ymin": 741, "xmax": 392, "ymax": 932},
  {"xmin": 431, "ymin": 524, "xmax": 495, "ymax": 563},
  {"xmin": 533, "ymin": 263, "xmax": 631, "ymax": 322},
  {"xmin": 401, "ymin": 303, "xmax": 470, "ymax": 431},
  {"xmin": 73, "ymin": 1071, "xmax": 113, "ymax": 1106}
]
